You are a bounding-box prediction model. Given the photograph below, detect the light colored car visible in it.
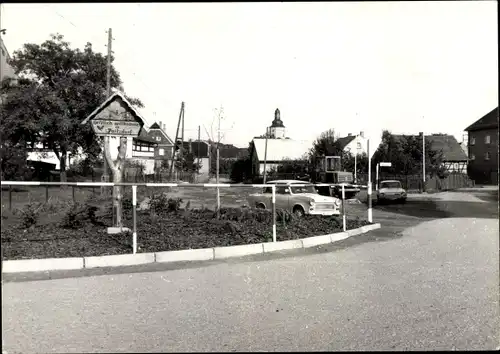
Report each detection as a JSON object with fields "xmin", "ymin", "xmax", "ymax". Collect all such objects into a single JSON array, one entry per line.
[
  {"xmin": 247, "ymin": 180, "xmax": 341, "ymax": 216},
  {"xmin": 376, "ymin": 180, "xmax": 407, "ymax": 204}
]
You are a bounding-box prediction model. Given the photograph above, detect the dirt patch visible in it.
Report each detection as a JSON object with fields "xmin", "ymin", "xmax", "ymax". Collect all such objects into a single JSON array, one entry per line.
[{"xmin": 1, "ymin": 207, "xmax": 371, "ymax": 261}]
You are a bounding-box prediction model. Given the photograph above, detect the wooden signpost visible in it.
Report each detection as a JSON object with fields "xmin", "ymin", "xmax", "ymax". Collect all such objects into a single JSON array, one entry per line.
[{"xmin": 82, "ymin": 92, "xmax": 146, "ymax": 233}]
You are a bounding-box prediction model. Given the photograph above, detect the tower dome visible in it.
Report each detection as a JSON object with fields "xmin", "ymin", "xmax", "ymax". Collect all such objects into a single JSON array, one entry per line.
[{"xmin": 269, "ymin": 108, "xmax": 286, "ymax": 139}]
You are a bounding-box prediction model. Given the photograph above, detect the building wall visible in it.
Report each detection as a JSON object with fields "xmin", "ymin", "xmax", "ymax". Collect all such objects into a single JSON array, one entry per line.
[
  {"xmin": 270, "ymin": 127, "xmax": 286, "ymax": 139},
  {"xmin": 27, "ymin": 143, "xmax": 83, "ymax": 170},
  {"xmin": 27, "ymin": 151, "xmax": 70, "ymax": 171},
  {"xmin": 467, "ymin": 128, "xmax": 498, "ymax": 184},
  {"xmin": 344, "ymin": 136, "xmax": 368, "ymax": 155},
  {"xmin": 259, "ymin": 162, "xmax": 282, "ymax": 175},
  {"xmin": 0, "ymin": 40, "xmax": 16, "ymax": 82}
]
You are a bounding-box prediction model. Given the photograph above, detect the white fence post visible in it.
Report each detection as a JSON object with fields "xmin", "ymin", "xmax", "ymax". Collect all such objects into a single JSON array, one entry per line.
[
  {"xmin": 132, "ymin": 185, "xmax": 137, "ymax": 254},
  {"xmin": 342, "ymin": 184, "xmax": 346, "ymax": 232},
  {"xmin": 272, "ymin": 185, "xmax": 276, "ymax": 243}
]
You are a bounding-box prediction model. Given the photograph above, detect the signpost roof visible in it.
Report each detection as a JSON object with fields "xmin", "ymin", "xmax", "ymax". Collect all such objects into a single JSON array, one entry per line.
[{"xmin": 81, "ymin": 91, "xmax": 148, "ymax": 130}]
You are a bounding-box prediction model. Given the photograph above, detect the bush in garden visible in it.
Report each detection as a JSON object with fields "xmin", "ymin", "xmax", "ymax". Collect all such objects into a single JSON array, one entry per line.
[
  {"xmin": 61, "ymin": 202, "xmax": 99, "ymax": 229},
  {"xmin": 15, "ymin": 202, "xmax": 44, "ymax": 229},
  {"xmin": 276, "ymin": 209, "xmax": 295, "ymax": 223},
  {"xmin": 148, "ymin": 193, "xmax": 170, "ymax": 214},
  {"xmin": 122, "ymin": 197, "xmax": 134, "ymax": 217},
  {"xmin": 167, "ymin": 197, "xmax": 182, "ymax": 213}
]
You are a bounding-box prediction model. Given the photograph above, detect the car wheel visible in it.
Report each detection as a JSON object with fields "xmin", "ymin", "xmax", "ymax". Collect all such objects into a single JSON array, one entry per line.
[
  {"xmin": 399, "ymin": 198, "xmax": 407, "ymax": 204},
  {"xmin": 256, "ymin": 203, "xmax": 266, "ymax": 209},
  {"xmin": 293, "ymin": 205, "xmax": 305, "ymax": 217}
]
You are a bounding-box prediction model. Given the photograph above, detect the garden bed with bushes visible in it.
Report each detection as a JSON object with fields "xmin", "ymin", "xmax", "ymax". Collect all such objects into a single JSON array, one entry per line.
[{"xmin": 1, "ymin": 193, "xmax": 372, "ymax": 260}]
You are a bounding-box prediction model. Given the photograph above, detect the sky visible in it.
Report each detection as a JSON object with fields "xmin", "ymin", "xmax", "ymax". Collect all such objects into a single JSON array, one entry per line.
[{"xmin": 1, "ymin": 2, "xmax": 498, "ymax": 150}]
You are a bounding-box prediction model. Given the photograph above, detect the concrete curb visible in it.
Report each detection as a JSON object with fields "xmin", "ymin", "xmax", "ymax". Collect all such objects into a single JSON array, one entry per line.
[
  {"xmin": 263, "ymin": 239, "xmax": 303, "ymax": 253},
  {"xmin": 214, "ymin": 243, "xmax": 264, "ymax": 259},
  {"xmin": 156, "ymin": 248, "xmax": 214, "ymax": 263},
  {"xmin": 84, "ymin": 253, "xmax": 155, "ymax": 269},
  {"xmin": 2, "ymin": 257, "xmax": 84, "ymax": 273},
  {"xmin": 2, "ymin": 223, "xmax": 382, "ymax": 273},
  {"xmin": 301, "ymin": 234, "xmax": 332, "ymax": 248}
]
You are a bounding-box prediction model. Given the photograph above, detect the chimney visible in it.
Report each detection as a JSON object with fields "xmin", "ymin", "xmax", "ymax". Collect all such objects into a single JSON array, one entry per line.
[
  {"xmin": 348, "ymin": 133, "xmax": 352, "ymax": 137},
  {"xmin": 359, "ymin": 131, "xmax": 364, "ymax": 138}
]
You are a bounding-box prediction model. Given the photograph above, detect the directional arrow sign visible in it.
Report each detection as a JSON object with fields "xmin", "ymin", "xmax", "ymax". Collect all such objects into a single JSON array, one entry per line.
[{"xmin": 379, "ymin": 162, "xmax": 392, "ymax": 167}]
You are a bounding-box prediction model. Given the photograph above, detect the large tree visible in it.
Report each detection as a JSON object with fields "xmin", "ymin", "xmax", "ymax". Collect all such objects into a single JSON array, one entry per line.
[
  {"xmin": 372, "ymin": 130, "xmax": 445, "ymax": 177},
  {"xmin": 0, "ymin": 33, "xmax": 143, "ymax": 182}
]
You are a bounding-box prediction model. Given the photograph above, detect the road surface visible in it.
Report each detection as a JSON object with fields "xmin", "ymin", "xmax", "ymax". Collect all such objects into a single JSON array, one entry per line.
[{"xmin": 2, "ymin": 189, "xmax": 499, "ymax": 352}]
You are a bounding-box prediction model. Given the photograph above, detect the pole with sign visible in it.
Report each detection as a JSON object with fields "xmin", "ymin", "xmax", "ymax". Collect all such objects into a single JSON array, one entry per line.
[
  {"xmin": 376, "ymin": 162, "xmax": 392, "ymax": 191},
  {"xmin": 81, "ymin": 92, "xmax": 146, "ymax": 232}
]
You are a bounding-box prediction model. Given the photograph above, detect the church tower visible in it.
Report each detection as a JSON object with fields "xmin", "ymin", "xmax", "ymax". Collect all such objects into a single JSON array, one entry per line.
[{"xmin": 269, "ymin": 108, "xmax": 286, "ymax": 139}]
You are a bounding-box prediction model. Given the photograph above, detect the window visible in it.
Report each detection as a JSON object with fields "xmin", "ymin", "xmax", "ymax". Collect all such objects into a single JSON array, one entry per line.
[
  {"xmin": 485, "ymin": 135, "xmax": 491, "ymax": 144},
  {"xmin": 159, "ymin": 148, "xmax": 165, "ymax": 156},
  {"xmin": 470, "ymin": 153, "xmax": 475, "ymax": 161},
  {"xmin": 470, "ymin": 137, "xmax": 476, "ymax": 145},
  {"xmin": 156, "ymin": 136, "xmax": 161, "ymax": 142},
  {"xmin": 276, "ymin": 186, "xmax": 289, "ymax": 194},
  {"xmin": 357, "ymin": 142, "xmax": 362, "ymax": 150},
  {"xmin": 291, "ymin": 185, "xmax": 317, "ymax": 194},
  {"xmin": 485, "ymin": 152, "xmax": 491, "ymax": 160},
  {"xmin": 263, "ymin": 186, "xmax": 289, "ymax": 194},
  {"xmin": 133, "ymin": 141, "xmax": 155, "ymax": 152}
]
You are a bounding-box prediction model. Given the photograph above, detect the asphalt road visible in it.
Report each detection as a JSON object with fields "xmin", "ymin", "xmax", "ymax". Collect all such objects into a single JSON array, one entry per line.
[{"xmin": 2, "ymin": 189, "xmax": 499, "ymax": 352}]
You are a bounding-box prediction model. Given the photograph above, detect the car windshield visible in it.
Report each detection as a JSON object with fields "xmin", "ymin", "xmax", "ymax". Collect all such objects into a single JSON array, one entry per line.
[
  {"xmin": 290, "ymin": 185, "xmax": 317, "ymax": 194},
  {"xmin": 380, "ymin": 181, "xmax": 402, "ymax": 189}
]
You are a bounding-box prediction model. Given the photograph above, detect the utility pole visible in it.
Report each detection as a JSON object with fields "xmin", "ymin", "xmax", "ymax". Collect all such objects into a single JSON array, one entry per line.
[
  {"xmin": 263, "ymin": 127, "xmax": 269, "ymax": 184},
  {"xmin": 169, "ymin": 102, "xmax": 184, "ymax": 180},
  {"xmin": 101, "ymin": 28, "xmax": 113, "ymax": 193}
]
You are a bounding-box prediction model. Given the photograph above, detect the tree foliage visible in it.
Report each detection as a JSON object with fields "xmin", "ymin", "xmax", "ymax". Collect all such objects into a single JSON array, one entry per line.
[
  {"xmin": 175, "ymin": 149, "xmax": 202, "ymax": 173},
  {"xmin": 0, "ymin": 33, "xmax": 143, "ymax": 181},
  {"xmin": 372, "ymin": 130, "xmax": 446, "ymax": 177}
]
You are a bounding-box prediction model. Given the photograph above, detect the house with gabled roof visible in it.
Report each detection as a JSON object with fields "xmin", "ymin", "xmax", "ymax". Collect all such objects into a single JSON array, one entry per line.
[
  {"xmin": 336, "ymin": 131, "xmax": 368, "ymax": 156},
  {"xmin": 27, "ymin": 91, "xmax": 175, "ymax": 174},
  {"xmin": 388, "ymin": 133, "xmax": 469, "ymax": 173},
  {"xmin": 250, "ymin": 108, "xmax": 310, "ymax": 176},
  {"xmin": 464, "ymin": 107, "xmax": 498, "ymax": 184}
]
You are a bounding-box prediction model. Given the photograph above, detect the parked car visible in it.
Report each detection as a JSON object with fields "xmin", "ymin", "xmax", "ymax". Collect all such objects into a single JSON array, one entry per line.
[
  {"xmin": 376, "ymin": 180, "xmax": 407, "ymax": 204},
  {"xmin": 247, "ymin": 180, "xmax": 342, "ymax": 216}
]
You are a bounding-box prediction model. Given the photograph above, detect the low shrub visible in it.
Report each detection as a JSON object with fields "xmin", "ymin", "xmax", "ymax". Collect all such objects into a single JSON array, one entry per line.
[
  {"xmin": 61, "ymin": 202, "xmax": 99, "ymax": 229},
  {"xmin": 15, "ymin": 202, "xmax": 44, "ymax": 229},
  {"xmin": 148, "ymin": 193, "xmax": 170, "ymax": 214}
]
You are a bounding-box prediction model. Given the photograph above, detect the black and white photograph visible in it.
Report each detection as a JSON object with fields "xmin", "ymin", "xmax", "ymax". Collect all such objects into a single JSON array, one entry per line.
[{"xmin": 1, "ymin": 1, "xmax": 498, "ymax": 352}]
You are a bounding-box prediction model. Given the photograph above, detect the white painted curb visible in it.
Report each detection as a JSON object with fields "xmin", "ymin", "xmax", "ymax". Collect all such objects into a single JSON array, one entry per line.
[
  {"xmin": 263, "ymin": 239, "xmax": 303, "ymax": 253},
  {"xmin": 156, "ymin": 248, "xmax": 214, "ymax": 263},
  {"xmin": 329, "ymin": 231, "xmax": 350, "ymax": 243},
  {"xmin": 84, "ymin": 253, "xmax": 155, "ymax": 269},
  {"xmin": 214, "ymin": 243, "xmax": 264, "ymax": 259},
  {"xmin": 2, "ymin": 257, "xmax": 84, "ymax": 273},
  {"xmin": 301, "ymin": 234, "xmax": 332, "ymax": 248},
  {"xmin": 2, "ymin": 224, "xmax": 381, "ymax": 273}
]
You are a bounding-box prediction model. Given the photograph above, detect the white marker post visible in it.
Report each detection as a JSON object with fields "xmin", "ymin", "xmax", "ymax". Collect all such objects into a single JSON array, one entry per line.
[
  {"xmin": 342, "ymin": 184, "xmax": 346, "ymax": 232},
  {"xmin": 132, "ymin": 185, "xmax": 137, "ymax": 254},
  {"xmin": 271, "ymin": 185, "xmax": 277, "ymax": 242},
  {"xmin": 367, "ymin": 139, "xmax": 373, "ymax": 223}
]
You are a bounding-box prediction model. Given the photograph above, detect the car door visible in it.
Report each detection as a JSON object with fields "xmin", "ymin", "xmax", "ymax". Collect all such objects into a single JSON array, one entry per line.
[
  {"xmin": 275, "ymin": 185, "xmax": 291, "ymax": 211},
  {"xmin": 261, "ymin": 186, "xmax": 273, "ymax": 209}
]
